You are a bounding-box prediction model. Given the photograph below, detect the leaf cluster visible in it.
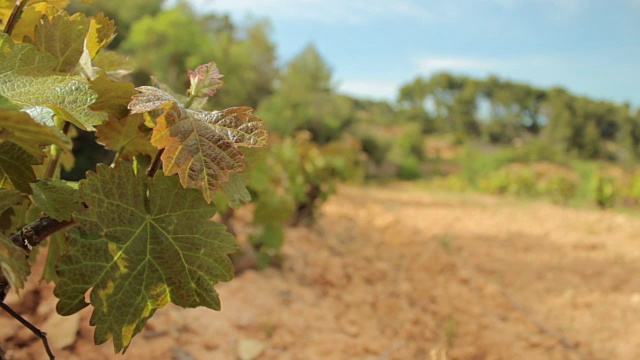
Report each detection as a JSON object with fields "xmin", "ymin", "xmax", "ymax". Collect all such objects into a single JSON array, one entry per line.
[{"xmin": 0, "ymin": 0, "xmax": 267, "ymax": 355}]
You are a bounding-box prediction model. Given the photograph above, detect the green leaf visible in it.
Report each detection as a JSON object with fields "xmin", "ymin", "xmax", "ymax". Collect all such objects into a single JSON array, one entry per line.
[
  {"xmin": 92, "ymin": 50, "xmax": 135, "ymax": 81},
  {"xmin": 30, "ymin": 178, "xmax": 84, "ymax": 221},
  {"xmin": 42, "ymin": 231, "xmax": 67, "ymax": 282},
  {"xmin": 0, "ymin": 33, "xmax": 104, "ymax": 130},
  {"xmin": 0, "ymin": 108, "xmax": 69, "ymax": 156},
  {"xmin": 28, "ymin": 12, "xmax": 89, "ymax": 72},
  {"xmin": 221, "ymin": 173, "xmax": 251, "ymax": 209},
  {"xmin": 0, "ymin": 188, "xmax": 25, "ymax": 214},
  {"xmin": 0, "ymin": 233, "xmax": 30, "ymax": 294},
  {"xmin": 89, "ymin": 71, "xmax": 137, "ymax": 118},
  {"xmin": 95, "ymin": 113, "xmax": 156, "ymax": 160},
  {"xmin": 54, "ymin": 162, "xmax": 237, "ymax": 353},
  {"xmin": 0, "ymin": 142, "xmax": 42, "ymax": 194}
]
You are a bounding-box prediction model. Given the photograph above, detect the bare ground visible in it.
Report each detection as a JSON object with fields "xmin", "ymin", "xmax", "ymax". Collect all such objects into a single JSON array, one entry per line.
[{"xmin": 2, "ymin": 184, "xmax": 640, "ymax": 359}]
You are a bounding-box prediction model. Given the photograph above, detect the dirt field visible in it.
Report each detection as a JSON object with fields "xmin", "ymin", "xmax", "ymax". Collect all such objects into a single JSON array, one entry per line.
[{"xmin": 2, "ymin": 184, "xmax": 640, "ymax": 359}]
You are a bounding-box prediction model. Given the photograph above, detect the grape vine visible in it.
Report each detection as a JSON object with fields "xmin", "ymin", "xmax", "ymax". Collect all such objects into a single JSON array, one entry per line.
[{"xmin": 0, "ymin": 0, "xmax": 266, "ymax": 357}]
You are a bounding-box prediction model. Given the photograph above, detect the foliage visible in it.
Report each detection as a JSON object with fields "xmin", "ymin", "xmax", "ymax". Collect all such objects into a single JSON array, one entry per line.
[
  {"xmin": 0, "ymin": 1, "xmax": 266, "ymax": 356},
  {"xmin": 477, "ymin": 162, "xmax": 579, "ymax": 204},
  {"xmin": 258, "ymin": 44, "xmax": 352, "ymax": 144},
  {"xmin": 121, "ymin": 2, "xmax": 277, "ymax": 109},
  {"xmin": 239, "ymin": 132, "xmax": 364, "ymax": 267}
]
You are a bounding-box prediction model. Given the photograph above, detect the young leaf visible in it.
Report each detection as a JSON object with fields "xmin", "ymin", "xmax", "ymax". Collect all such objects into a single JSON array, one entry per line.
[
  {"xmin": 28, "ymin": 12, "xmax": 89, "ymax": 73},
  {"xmin": 0, "ymin": 234, "xmax": 30, "ymax": 294},
  {"xmin": 0, "ymin": 108, "xmax": 68, "ymax": 156},
  {"xmin": 0, "ymin": 33, "xmax": 104, "ymax": 130},
  {"xmin": 128, "ymin": 85, "xmax": 180, "ymax": 114},
  {"xmin": 95, "ymin": 113, "xmax": 156, "ymax": 159},
  {"xmin": 54, "ymin": 162, "xmax": 237, "ymax": 353},
  {"xmin": 150, "ymin": 106, "xmax": 245, "ymax": 203},
  {"xmin": 188, "ymin": 62, "xmax": 223, "ymax": 98},
  {"xmin": 30, "ymin": 178, "xmax": 84, "ymax": 221},
  {"xmin": 130, "ymin": 86, "xmax": 267, "ymax": 202},
  {"xmin": 0, "ymin": 142, "xmax": 42, "ymax": 194},
  {"xmin": 85, "ymin": 12, "xmax": 116, "ymax": 58}
]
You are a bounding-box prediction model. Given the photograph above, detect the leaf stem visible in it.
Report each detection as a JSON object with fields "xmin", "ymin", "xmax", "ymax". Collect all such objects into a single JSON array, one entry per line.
[
  {"xmin": 183, "ymin": 94, "xmax": 198, "ymax": 109},
  {"xmin": 3, "ymin": 0, "xmax": 26, "ymax": 36},
  {"xmin": 0, "ymin": 302, "xmax": 56, "ymax": 359},
  {"xmin": 43, "ymin": 122, "xmax": 71, "ymax": 179},
  {"xmin": 146, "ymin": 148, "xmax": 164, "ymax": 178}
]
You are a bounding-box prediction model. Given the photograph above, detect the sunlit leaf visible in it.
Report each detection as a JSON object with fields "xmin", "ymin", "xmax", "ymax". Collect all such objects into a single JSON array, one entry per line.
[
  {"xmin": 193, "ymin": 107, "xmax": 268, "ymax": 148},
  {"xmin": 55, "ymin": 162, "xmax": 237, "ymax": 353},
  {"xmin": 188, "ymin": 62, "xmax": 223, "ymax": 98},
  {"xmin": 93, "ymin": 50, "xmax": 135, "ymax": 81},
  {"xmin": 28, "ymin": 12, "xmax": 89, "ymax": 72},
  {"xmin": 5, "ymin": 4, "xmax": 42, "ymax": 43},
  {"xmin": 128, "ymin": 86, "xmax": 180, "ymax": 114},
  {"xmin": 86, "ymin": 12, "xmax": 115, "ymax": 58},
  {"xmin": 129, "ymin": 86, "xmax": 267, "ymax": 202},
  {"xmin": 30, "ymin": 178, "xmax": 84, "ymax": 221},
  {"xmin": 0, "ymin": 142, "xmax": 42, "ymax": 194},
  {"xmin": 0, "ymin": 33, "xmax": 104, "ymax": 130},
  {"xmin": 0, "ymin": 108, "xmax": 68, "ymax": 156}
]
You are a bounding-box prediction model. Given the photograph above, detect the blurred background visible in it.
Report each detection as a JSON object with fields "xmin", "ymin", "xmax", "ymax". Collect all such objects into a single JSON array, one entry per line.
[{"xmin": 5, "ymin": 0, "xmax": 640, "ymax": 359}]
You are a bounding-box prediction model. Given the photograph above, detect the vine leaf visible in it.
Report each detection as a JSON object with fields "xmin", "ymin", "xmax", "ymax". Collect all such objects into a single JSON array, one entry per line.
[
  {"xmin": 54, "ymin": 162, "xmax": 237, "ymax": 353},
  {"xmin": 0, "ymin": 142, "xmax": 42, "ymax": 194},
  {"xmin": 221, "ymin": 173, "xmax": 251, "ymax": 209},
  {"xmin": 128, "ymin": 86, "xmax": 179, "ymax": 114},
  {"xmin": 0, "ymin": 234, "xmax": 30, "ymax": 294},
  {"xmin": 28, "ymin": 12, "xmax": 89, "ymax": 73},
  {"xmin": 188, "ymin": 62, "xmax": 223, "ymax": 98},
  {"xmin": 95, "ymin": 113, "xmax": 156, "ymax": 159},
  {"xmin": 129, "ymin": 86, "xmax": 267, "ymax": 203},
  {"xmin": 89, "ymin": 71, "xmax": 137, "ymax": 118},
  {"xmin": 0, "ymin": 188, "xmax": 25, "ymax": 214},
  {"xmin": 85, "ymin": 12, "xmax": 116, "ymax": 58},
  {"xmin": 0, "ymin": 33, "xmax": 104, "ymax": 130},
  {"xmin": 30, "ymin": 178, "xmax": 84, "ymax": 221},
  {"xmin": 0, "ymin": 108, "xmax": 68, "ymax": 156}
]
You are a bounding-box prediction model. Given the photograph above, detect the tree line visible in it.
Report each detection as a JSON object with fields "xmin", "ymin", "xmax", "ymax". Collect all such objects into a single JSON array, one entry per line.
[{"xmin": 68, "ymin": 0, "xmax": 639, "ymax": 178}]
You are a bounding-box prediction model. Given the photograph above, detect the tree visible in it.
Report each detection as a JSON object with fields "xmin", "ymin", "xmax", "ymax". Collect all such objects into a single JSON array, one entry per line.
[
  {"xmin": 122, "ymin": 3, "xmax": 278, "ymax": 109},
  {"xmin": 258, "ymin": 43, "xmax": 352, "ymax": 143}
]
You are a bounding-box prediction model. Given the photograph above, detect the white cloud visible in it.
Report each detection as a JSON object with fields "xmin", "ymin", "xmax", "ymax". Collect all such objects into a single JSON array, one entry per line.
[
  {"xmin": 187, "ymin": 0, "xmax": 432, "ymax": 24},
  {"xmin": 338, "ymin": 79, "xmax": 400, "ymax": 100}
]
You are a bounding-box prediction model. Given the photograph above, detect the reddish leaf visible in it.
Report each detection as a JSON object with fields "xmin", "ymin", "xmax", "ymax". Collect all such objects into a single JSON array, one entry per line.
[{"xmin": 188, "ymin": 62, "xmax": 224, "ymax": 98}]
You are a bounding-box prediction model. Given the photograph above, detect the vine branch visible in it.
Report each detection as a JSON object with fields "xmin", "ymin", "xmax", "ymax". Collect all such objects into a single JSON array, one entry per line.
[
  {"xmin": 0, "ymin": 302, "xmax": 55, "ymax": 359},
  {"xmin": 1, "ymin": 216, "xmax": 74, "ymax": 301},
  {"xmin": 2, "ymin": 0, "xmax": 26, "ymax": 36},
  {"xmin": 0, "ymin": 216, "xmax": 71, "ymax": 360}
]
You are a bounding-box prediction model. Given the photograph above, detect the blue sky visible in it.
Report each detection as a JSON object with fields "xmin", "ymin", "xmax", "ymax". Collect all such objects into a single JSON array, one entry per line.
[{"xmin": 186, "ymin": 0, "xmax": 640, "ymax": 106}]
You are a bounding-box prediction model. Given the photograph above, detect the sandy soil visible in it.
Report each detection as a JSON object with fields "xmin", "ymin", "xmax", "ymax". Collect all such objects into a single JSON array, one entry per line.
[{"xmin": 2, "ymin": 184, "xmax": 640, "ymax": 359}]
